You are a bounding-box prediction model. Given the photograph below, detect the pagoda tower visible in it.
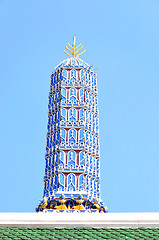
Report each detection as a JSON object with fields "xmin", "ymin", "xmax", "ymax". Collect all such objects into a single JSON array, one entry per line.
[{"xmin": 36, "ymin": 37, "xmax": 106, "ymax": 212}]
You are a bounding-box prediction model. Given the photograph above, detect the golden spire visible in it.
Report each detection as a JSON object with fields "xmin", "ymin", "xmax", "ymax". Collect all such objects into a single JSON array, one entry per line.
[{"xmin": 64, "ymin": 36, "xmax": 86, "ymax": 58}]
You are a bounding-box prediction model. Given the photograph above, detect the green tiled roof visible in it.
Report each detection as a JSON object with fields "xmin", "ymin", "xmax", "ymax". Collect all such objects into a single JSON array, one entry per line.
[{"xmin": 0, "ymin": 228, "xmax": 159, "ymax": 239}]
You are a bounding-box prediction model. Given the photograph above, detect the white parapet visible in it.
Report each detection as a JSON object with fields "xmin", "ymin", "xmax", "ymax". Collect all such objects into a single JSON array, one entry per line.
[{"xmin": 0, "ymin": 212, "xmax": 159, "ymax": 228}]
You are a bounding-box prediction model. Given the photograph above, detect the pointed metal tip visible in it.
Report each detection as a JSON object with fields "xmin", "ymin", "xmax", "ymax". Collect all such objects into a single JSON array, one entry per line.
[{"xmin": 73, "ymin": 36, "xmax": 76, "ymax": 46}]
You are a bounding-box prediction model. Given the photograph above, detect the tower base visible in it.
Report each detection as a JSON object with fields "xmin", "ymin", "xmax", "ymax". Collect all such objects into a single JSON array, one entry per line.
[{"xmin": 36, "ymin": 195, "xmax": 107, "ymax": 213}]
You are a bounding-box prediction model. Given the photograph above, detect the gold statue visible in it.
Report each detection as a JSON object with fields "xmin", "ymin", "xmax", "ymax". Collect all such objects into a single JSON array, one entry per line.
[
  {"xmin": 42, "ymin": 197, "xmax": 48, "ymax": 209},
  {"xmin": 93, "ymin": 199, "xmax": 100, "ymax": 212},
  {"xmin": 64, "ymin": 36, "xmax": 86, "ymax": 58},
  {"xmin": 54, "ymin": 195, "xmax": 67, "ymax": 210},
  {"xmin": 72, "ymin": 196, "xmax": 85, "ymax": 210}
]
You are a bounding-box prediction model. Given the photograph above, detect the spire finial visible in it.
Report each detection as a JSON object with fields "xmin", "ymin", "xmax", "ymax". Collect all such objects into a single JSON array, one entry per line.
[
  {"xmin": 73, "ymin": 36, "xmax": 76, "ymax": 47},
  {"xmin": 64, "ymin": 36, "xmax": 86, "ymax": 58}
]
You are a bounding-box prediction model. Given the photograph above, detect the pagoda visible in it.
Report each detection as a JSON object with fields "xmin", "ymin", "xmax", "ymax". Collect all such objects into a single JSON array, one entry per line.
[{"xmin": 36, "ymin": 37, "xmax": 106, "ymax": 213}]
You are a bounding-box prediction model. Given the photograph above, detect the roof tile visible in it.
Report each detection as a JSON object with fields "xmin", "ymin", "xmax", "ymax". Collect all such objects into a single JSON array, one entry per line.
[{"xmin": 0, "ymin": 228, "xmax": 159, "ymax": 239}]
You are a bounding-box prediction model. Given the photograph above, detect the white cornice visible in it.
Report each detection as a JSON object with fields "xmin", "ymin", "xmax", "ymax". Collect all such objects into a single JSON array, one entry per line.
[{"xmin": 0, "ymin": 212, "xmax": 159, "ymax": 228}]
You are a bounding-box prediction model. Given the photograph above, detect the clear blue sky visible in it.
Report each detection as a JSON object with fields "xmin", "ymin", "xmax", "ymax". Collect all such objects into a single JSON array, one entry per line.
[{"xmin": 0, "ymin": 0, "xmax": 159, "ymax": 213}]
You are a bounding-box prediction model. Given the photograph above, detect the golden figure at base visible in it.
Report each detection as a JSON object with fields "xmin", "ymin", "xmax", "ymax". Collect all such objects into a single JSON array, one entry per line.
[
  {"xmin": 42, "ymin": 197, "xmax": 48, "ymax": 209},
  {"xmin": 93, "ymin": 199, "xmax": 100, "ymax": 212},
  {"xmin": 72, "ymin": 198, "xmax": 85, "ymax": 210},
  {"xmin": 54, "ymin": 195, "xmax": 67, "ymax": 210}
]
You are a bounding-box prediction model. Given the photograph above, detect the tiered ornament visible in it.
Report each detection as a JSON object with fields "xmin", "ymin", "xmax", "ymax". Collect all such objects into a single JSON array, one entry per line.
[{"xmin": 36, "ymin": 37, "xmax": 107, "ymax": 213}]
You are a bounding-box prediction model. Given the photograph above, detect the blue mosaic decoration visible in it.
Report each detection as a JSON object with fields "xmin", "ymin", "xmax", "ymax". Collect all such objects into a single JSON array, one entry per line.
[{"xmin": 36, "ymin": 38, "xmax": 107, "ymax": 213}]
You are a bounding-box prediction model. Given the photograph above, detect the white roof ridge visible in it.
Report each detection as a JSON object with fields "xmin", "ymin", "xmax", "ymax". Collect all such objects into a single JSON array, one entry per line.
[{"xmin": 0, "ymin": 212, "xmax": 159, "ymax": 228}]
